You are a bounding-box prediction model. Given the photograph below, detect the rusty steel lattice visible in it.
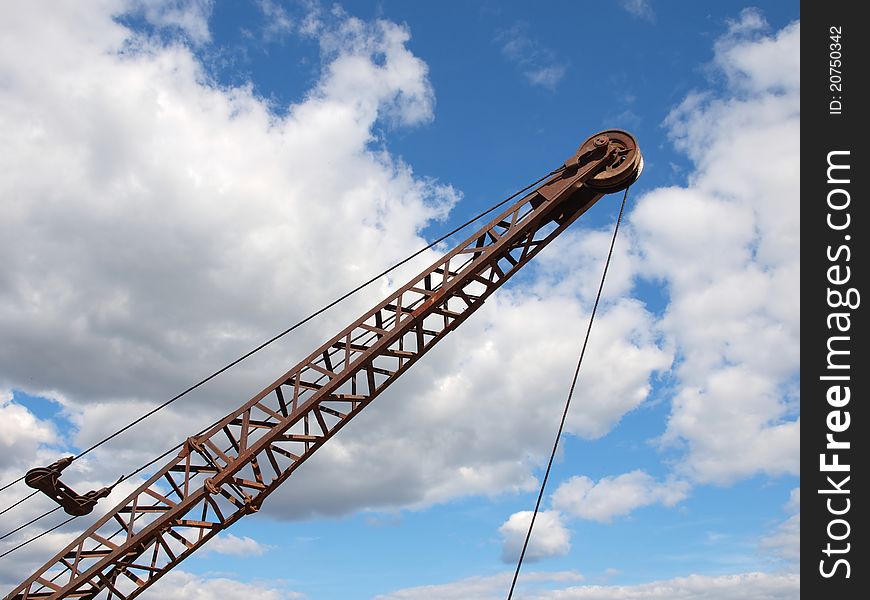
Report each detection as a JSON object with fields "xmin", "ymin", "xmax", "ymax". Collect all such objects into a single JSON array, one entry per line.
[{"xmin": 5, "ymin": 130, "xmax": 642, "ymax": 600}]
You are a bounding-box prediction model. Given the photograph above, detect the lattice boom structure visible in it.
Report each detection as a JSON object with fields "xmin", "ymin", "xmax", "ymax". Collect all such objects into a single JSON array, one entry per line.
[{"xmin": 6, "ymin": 129, "xmax": 642, "ymax": 599}]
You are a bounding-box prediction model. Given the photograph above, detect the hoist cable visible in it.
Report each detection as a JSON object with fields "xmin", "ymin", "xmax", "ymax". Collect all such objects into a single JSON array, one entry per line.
[
  {"xmin": 0, "ymin": 507, "xmax": 61, "ymax": 542},
  {"xmin": 0, "ymin": 217, "xmax": 513, "ymax": 552},
  {"xmin": 0, "ymin": 515, "xmax": 77, "ymax": 560},
  {"xmin": 0, "ymin": 449, "xmax": 176, "ymax": 547},
  {"xmin": 0, "ymin": 165, "xmax": 564, "ymax": 498},
  {"xmin": 506, "ymin": 186, "xmax": 630, "ymax": 600},
  {"xmin": 0, "ymin": 427, "xmax": 213, "ymax": 554},
  {"xmin": 0, "ymin": 258, "xmax": 473, "ymax": 545},
  {"xmin": 0, "ymin": 491, "xmax": 39, "ymax": 517},
  {"xmin": 0, "ymin": 417, "xmax": 220, "ymax": 547},
  {"xmin": 0, "ymin": 167, "xmax": 566, "ymax": 545}
]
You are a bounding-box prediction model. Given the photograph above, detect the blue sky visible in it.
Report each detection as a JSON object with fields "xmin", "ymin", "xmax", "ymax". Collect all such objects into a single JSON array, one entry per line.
[{"xmin": 0, "ymin": 1, "xmax": 799, "ymax": 598}]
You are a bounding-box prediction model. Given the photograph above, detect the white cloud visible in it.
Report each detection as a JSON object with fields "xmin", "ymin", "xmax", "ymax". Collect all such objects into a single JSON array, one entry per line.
[
  {"xmin": 142, "ymin": 570, "xmax": 303, "ymax": 600},
  {"xmin": 0, "ymin": 2, "xmax": 671, "ymax": 584},
  {"xmin": 375, "ymin": 570, "xmax": 584, "ymax": 600},
  {"xmin": 761, "ymin": 488, "xmax": 799, "ymax": 563},
  {"xmin": 715, "ymin": 10, "xmax": 799, "ymax": 94},
  {"xmin": 497, "ymin": 23, "xmax": 566, "ymax": 90},
  {"xmin": 0, "ymin": 4, "xmax": 801, "ymax": 592},
  {"xmin": 551, "ymin": 470, "xmax": 689, "ymax": 523},
  {"xmin": 0, "ymin": 0, "xmax": 452, "ymax": 480},
  {"xmin": 379, "ymin": 571, "xmax": 798, "ymax": 600},
  {"xmin": 314, "ymin": 13, "xmax": 436, "ymax": 127},
  {"xmin": 631, "ymin": 14, "xmax": 800, "ymax": 484},
  {"xmin": 527, "ymin": 572, "xmax": 799, "ymax": 599},
  {"xmin": 500, "ymin": 510, "xmax": 571, "ymax": 563},
  {"xmin": 0, "ymin": 526, "xmax": 85, "ymax": 587},
  {"xmin": 618, "ymin": 0, "xmax": 655, "ymax": 23},
  {"xmin": 0, "ymin": 470, "xmax": 164, "ymax": 589},
  {"xmin": 129, "ymin": 0, "xmax": 215, "ymax": 45},
  {"xmin": 526, "ymin": 66, "xmax": 567, "ymax": 90},
  {"xmin": 661, "ymin": 368, "xmax": 799, "ymax": 484},
  {"xmin": 488, "ymin": 14, "xmax": 800, "ymax": 563},
  {"xmin": 784, "ymin": 487, "xmax": 799, "ymax": 514},
  {"xmin": 202, "ymin": 533, "xmax": 269, "ymax": 557},
  {"xmin": 265, "ymin": 291, "xmax": 669, "ymax": 518},
  {"xmin": 256, "ymin": 0, "xmax": 295, "ymax": 43},
  {"xmin": 0, "ymin": 394, "xmax": 57, "ymax": 471}
]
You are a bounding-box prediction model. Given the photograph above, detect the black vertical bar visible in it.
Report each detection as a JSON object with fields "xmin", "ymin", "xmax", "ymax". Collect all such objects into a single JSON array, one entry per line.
[{"xmin": 803, "ymin": 2, "xmax": 866, "ymax": 596}]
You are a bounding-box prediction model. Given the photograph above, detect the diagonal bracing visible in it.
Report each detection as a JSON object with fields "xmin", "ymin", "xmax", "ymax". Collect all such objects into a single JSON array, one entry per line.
[{"xmin": 5, "ymin": 130, "xmax": 642, "ymax": 600}]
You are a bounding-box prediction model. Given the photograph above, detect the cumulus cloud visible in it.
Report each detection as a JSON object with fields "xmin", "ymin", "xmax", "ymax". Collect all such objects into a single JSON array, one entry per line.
[
  {"xmin": 494, "ymin": 470, "xmax": 687, "ymax": 562},
  {"xmin": 314, "ymin": 13, "xmax": 437, "ymax": 127},
  {"xmin": 202, "ymin": 533, "xmax": 269, "ymax": 557},
  {"xmin": 0, "ymin": 525, "xmax": 86, "ymax": 587},
  {"xmin": 500, "ymin": 510, "xmax": 571, "ymax": 563},
  {"xmin": 551, "ymin": 470, "xmax": 689, "ymax": 523},
  {"xmin": 143, "ymin": 570, "xmax": 303, "ymax": 600},
  {"xmin": 631, "ymin": 11, "xmax": 800, "ymax": 484},
  {"xmin": 0, "ymin": 1, "xmax": 452, "ymax": 582},
  {"xmin": 0, "ymin": 2, "xmax": 670, "ymax": 586},
  {"xmin": 716, "ymin": 9, "xmax": 799, "ymax": 94},
  {"xmin": 0, "ymin": 0, "xmax": 453, "ymax": 481},
  {"xmin": 0, "ymin": 393, "xmax": 58, "ymax": 471},
  {"xmin": 0, "ymin": 4, "xmax": 800, "ymax": 593},
  {"xmin": 0, "ymin": 472, "xmax": 155, "ymax": 588},
  {"xmin": 378, "ymin": 571, "xmax": 799, "ymax": 600},
  {"xmin": 488, "ymin": 10, "xmax": 799, "ymax": 568},
  {"xmin": 266, "ymin": 290, "xmax": 669, "ymax": 519}
]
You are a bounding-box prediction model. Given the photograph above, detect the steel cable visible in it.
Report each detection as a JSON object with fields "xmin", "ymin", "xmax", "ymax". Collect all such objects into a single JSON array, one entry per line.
[
  {"xmin": 0, "ymin": 515, "xmax": 77, "ymax": 560},
  {"xmin": 0, "ymin": 167, "xmax": 565, "ymax": 550},
  {"xmin": 506, "ymin": 186, "xmax": 630, "ymax": 599},
  {"xmin": 0, "ymin": 491, "xmax": 38, "ymax": 518}
]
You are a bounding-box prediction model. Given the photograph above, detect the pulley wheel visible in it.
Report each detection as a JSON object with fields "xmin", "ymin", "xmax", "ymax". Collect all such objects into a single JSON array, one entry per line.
[{"xmin": 576, "ymin": 129, "xmax": 643, "ymax": 193}]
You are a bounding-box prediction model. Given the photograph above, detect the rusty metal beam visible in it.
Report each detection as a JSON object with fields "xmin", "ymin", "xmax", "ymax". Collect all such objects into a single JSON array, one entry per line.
[{"xmin": 4, "ymin": 130, "xmax": 642, "ymax": 600}]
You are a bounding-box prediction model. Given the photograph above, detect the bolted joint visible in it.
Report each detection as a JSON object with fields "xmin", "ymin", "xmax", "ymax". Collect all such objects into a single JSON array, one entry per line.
[
  {"xmin": 243, "ymin": 498, "xmax": 261, "ymax": 515},
  {"xmin": 203, "ymin": 477, "xmax": 219, "ymax": 495},
  {"xmin": 563, "ymin": 135, "xmax": 611, "ymax": 173}
]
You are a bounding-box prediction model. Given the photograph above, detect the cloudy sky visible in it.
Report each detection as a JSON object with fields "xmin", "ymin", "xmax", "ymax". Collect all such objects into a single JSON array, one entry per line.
[{"xmin": 0, "ymin": 1, "xmax": 799, "ymax": 598}]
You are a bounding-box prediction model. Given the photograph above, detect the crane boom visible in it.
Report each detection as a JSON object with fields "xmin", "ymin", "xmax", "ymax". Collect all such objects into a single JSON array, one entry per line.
[{"xmin": 5, "ymin": 129, "xmax": 642, "ymax": 600}]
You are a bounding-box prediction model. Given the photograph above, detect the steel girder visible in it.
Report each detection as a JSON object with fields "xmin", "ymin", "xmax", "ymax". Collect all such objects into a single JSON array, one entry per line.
[{"xmin": 5, "ymin": 130, "xmax": 642, "ymax": 600}]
